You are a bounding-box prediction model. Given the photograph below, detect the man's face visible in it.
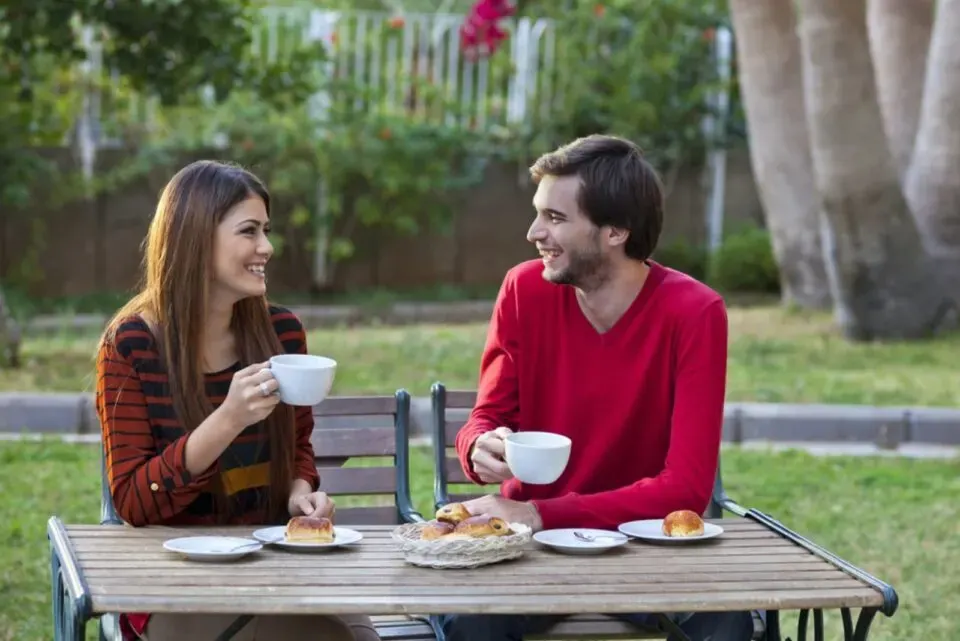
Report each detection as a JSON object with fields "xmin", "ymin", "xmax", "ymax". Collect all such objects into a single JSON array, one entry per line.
[{"xmin": 527, "ymin": 175, "xmax": 608, "ymax": 289}]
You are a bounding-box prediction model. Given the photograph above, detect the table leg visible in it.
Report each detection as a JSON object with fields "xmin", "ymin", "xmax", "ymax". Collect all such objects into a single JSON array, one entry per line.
[
  {"xmin": 790, "ymin": 607, "xmax": 878, "ymax": 641},
  {"xmin": 655, "ymin": 614, "xmax": 692, "ymax": 641},
  {"xmin": 765, "ymin": 610, "xmax": 782, "ymax": 641}
]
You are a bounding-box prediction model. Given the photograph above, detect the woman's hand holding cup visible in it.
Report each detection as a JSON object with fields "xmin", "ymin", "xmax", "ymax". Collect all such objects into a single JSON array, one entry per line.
[{"xmin": 219, "ymin": 361, "xmax": 280, "ymax": 430}]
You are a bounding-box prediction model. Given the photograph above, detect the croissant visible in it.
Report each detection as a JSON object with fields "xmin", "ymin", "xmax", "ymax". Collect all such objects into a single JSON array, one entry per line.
[
  {"xmin": 453, "ymin": 515, "xmax": 513, "ymax": 538},
  {"xmin": 420, "ymin": 520, "xmax": 456, "ymax": 540},
  {"xmin": 435, "ymin": 502, "xmax": 472, "ymax": 525}
]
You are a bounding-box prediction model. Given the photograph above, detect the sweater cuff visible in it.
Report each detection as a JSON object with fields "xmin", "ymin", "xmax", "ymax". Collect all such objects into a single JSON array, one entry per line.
[
  {"xmin": 167, "ymin": 435, "xmax": 218, "ymax": 492},
  {"xmin": 530, "ymin": 494, "xmax": 584, "ymax": 531}
]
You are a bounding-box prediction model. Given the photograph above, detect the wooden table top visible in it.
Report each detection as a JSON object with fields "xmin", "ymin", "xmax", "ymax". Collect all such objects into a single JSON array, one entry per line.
[{"xmin": 54, "ymin": 517, "xmax": 885, "ymax": 616}]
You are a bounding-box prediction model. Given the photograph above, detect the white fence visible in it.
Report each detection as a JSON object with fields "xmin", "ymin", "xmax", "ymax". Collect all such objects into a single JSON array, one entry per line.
[{"xmin": 77, "ymin": 6, "xmax": 557, "ymax": 153}]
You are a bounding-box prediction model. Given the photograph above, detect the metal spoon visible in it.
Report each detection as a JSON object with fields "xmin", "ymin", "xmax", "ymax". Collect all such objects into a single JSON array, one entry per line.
[{"xmin": 573, "ymin": 531, "xmax": 627, "ymax": 543}]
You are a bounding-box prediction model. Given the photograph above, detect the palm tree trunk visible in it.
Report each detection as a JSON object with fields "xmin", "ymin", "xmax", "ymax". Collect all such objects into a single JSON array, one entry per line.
[
  {"xmin": 867, "ymin": 0, "xmax": 934, "ymax": 182},
  {"xmin": 729, "ymin": 0, "xmax": 832, "ymax": 309},
  {"xmin": 797, "ymin": 0, "xmax": 956, "ymax": 340},
  {"xmin": 904, "ymin": 0, "xmax": 960, "ymax": 255}
]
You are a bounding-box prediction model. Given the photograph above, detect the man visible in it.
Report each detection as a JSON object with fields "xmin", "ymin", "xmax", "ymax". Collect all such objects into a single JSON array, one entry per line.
[{"xmin": 433, "ymin": 135, "xmax": 755, "ymax": 641}]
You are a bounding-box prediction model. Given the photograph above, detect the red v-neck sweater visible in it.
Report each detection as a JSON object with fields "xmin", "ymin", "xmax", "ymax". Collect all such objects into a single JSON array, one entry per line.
[{"xmin": 455, "ymin": 259, "xmax": 728, "ymax": 531}]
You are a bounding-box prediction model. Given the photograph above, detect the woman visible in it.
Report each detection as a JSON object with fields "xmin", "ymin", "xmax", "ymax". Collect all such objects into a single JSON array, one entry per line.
[{"xmin": 95, "ymin": 160, "xmax": 381, "ymax": 641}]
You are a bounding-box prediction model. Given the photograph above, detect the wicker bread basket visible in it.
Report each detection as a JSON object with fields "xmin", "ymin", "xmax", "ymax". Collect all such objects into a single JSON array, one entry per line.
[{"xmin": 391, "ymin": 521, "xmax": 533, "ymax": 569}]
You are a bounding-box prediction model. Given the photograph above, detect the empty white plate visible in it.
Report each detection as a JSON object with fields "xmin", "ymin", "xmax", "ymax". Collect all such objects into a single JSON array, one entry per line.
[
  {"xmin": 163, "ymin": 536, "xmax": 263, "ymax": 562},
  {"xmin": 533, "ymin": 528, "xmax": 629, "ymax": 555},
  {"xmin": 252, "ymin": 526, "xmax": 364, "ymax": 551},
  {"xmin": 618, "ymin": 519, "xmax": 724, "ymax": 543}
]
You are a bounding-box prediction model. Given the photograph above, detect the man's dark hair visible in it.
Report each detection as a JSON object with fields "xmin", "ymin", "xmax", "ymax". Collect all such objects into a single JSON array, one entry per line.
[{"xmin": 529, "ymin": 134, "xmax": 664, "ymax": 261}]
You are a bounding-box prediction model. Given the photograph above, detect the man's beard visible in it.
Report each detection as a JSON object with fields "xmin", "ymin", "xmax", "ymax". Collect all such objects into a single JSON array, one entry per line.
[{"xmin": 544, "ymin": 239, "xmax": 609, "ymax": 291}]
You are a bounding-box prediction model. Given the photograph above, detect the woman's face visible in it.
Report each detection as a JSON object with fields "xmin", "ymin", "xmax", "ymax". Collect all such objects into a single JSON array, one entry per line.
[{"xmin": 210, "ymin": 195, "xmax": 274, "ymax": 305}]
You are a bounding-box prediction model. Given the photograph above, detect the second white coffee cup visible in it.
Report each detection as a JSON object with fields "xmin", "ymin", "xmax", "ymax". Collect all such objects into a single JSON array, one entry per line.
[
  {"xmin": 504, "ymin": 431, "xmax": 572, "ymax": 484},
  {"xmin": 268, "ymin": 354, "xmax": 337, "ymax": 406}
]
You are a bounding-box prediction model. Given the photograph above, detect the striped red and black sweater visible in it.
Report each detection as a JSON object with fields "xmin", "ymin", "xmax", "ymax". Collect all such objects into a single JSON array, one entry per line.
[{"xmin": 95, "ymin": 304, "xmax": 320, "ymax": 528}]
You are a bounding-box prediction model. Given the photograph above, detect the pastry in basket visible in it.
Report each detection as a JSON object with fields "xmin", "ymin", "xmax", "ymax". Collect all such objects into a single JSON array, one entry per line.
[
  {"xmin": 661, "ymin": 510, "xmax": 705, "ymax": 537},
  {"xmin": 285, "ymin": 515, "xmax": 335, "ymax": 543},
  {"xmin": 420, "ymin": 520, "xmax": 456, "ymax": 540},
  {"xmin": 452, "ymin": 515, "xmax": 513, "ymax": 538},
  {"xmin": 435, "ymin": 502, "xmax": 472, "ymax": 525}
]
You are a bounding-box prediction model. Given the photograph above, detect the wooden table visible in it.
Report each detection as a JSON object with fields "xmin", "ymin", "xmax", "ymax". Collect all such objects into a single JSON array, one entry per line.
[{"xmin": 48, "ymin": 514, "xmax": 897, "ymax": 641}]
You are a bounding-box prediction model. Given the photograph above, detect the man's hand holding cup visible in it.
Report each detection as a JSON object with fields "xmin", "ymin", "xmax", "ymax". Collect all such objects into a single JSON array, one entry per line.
[{"xmin": 469, "ymin": 426, "xmax": 515, "ymax": 483}]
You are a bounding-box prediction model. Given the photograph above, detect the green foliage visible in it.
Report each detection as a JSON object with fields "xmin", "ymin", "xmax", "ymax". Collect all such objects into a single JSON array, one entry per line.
[
  {"xmin": 522, "ymin": 0, "xmax": 733, "ymax": 173},
  {"xmin": 653, "ymin": 238, "xmax": 709, "ymax": 281},
  {"xmin": 708, "ymin": 225, "xmax": 781, "ymax": 294}
]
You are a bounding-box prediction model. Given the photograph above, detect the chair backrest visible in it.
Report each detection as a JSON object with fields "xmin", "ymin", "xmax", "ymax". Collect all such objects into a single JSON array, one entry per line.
[
  {"xmin": 99, "ymin": 390, "xmax": 420, "ymax": 526},
  {"xmin": 430, "ymin": 383, "xmax": 493, "ymax": 509},
  {"xmin": 430, "ymin": 382, "xmax": 727, "ymax": 517},
  {"xmin": 311, "ymin": 390, "xmax": 419, "ymax": 525}
]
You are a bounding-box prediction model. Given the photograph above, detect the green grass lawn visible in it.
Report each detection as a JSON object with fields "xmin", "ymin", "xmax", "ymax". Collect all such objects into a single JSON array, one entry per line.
[
  {"xmin": 1, "ymin": 439, "xmax": 957, "ymax": 641},
  {"xmin": 4, "ymin": 306, "xmax": 960, "ymax": 407}
]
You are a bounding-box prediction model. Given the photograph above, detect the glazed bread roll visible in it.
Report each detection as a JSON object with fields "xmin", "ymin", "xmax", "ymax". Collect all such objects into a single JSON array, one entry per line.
[
  {"xmin": 661, "ymin": 510, "xmax": 705, "ymax": 537},
  {"xmin": 435, "ymin": 502, "xmax": 472, "ymax": 525},
  {"xmin": 420, "ymin": 520, "xmax": 456, "ymax": 540},
  {"xmin": 453, "ymin": 515, "xmax": 512, "ymax": 538},
  {"xmin": 285, "ymin": 515, "xmax": 335, "ymax": 543}
]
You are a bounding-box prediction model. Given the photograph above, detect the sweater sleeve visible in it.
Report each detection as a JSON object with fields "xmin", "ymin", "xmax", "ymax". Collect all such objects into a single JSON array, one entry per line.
[
  {"xmin": 454, "ymin": 271, "xmax": 522, "ymax": 484},
  {"xmin": 96, "ymin": 338, "xmax": 219, "ymax": 527},
  {"xmin": 531, "ymin": 299, "xmax": 728, "ymax": 530},
  {"xmin": 271, "ymin": 306, "xmax": 321, "ymax": 492}
]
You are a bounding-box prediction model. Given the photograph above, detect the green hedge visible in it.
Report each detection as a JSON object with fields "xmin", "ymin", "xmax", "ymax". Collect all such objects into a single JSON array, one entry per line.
[{"xmin": 654, "ymin": 226, "xmax": 781, "ymax": 295}]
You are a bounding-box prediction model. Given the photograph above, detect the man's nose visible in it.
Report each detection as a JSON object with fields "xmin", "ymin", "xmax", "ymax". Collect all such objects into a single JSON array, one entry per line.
[{"xmin": 527, "ymin": 218, "xmax": 546, "ymax": 243}]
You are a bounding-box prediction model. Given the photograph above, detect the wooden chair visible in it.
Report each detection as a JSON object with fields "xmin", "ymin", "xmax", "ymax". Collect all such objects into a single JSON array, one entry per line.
[
  {"xmin": 429, "ymin": 382, "xmax": 764, "ymax": 640},
  {"xmin": 98, "ymin": 390, "xmax": 437, "ymax": 641}
]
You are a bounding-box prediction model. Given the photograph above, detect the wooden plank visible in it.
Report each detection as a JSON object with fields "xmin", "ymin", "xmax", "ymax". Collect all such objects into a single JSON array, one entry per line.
[
  {"xmin": 443, "ymin": 390, "xmax": 477, "ymax": 409},
  {"xmin": 329, "ymin": 505, "xmax": 399, "ymax": 525},
  {"xmin": 313, "ymin": 396, "xmax": 398, "ymax": 417},
  {"xmin": 445, "ymin": 419, "xmax": 466, "ymax": 443},
  {"xmin": 86, "ymin": 569, "xmax": 851, "ymax": 587},
  {"xmin": 316, "ymin": 466, "xmax": 396, "ymax": 495},
  {"xmin": 445, "ymin": 457, "xmax": 472, "ymax": 483},
  {"xmin": 89, "ymin": 588, "xmax": 884, "ymax": 616},
  {"xmin": 83, "ymin": 562, "xmax": 833, "ymax": 579},
  {"xmin": 311, "ymin": 426, "xmax": 396, "ymax": 458}
]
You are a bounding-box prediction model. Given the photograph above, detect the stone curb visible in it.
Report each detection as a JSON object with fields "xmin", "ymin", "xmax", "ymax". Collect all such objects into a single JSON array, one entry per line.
[
  {"xmin": 17, "ymin": 301, "xmax": 497, "ymax": 337},
  {"xmin": 1, "ymin": 392, "xmax": 958, "ymax": 447}
]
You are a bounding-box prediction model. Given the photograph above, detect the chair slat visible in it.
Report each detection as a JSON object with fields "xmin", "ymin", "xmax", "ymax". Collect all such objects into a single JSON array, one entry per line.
[
  {"xmin": 445, "ymin": 457, "xmax": 472, "ymax": 484},
  {"xmin": 313, "ymin": 396, "xmax": 398, "ymax": 417},
  {"xmin": 334, "ymin": 505, "xmax": 399, "ymax": 525},
  {"xmin": 318, "ymin": 466, "xmax": 396, "ymax": 495},
  {"xmin": 444, "ymin": 390, "xmax": 477, "ymax": 409},
  {"xmin": 311, "ymin": 427, "xmax": 396, "ymax": 458},
  {"xmin": 445, "ymin": 418, "xmax": 467, "ymax": 443}
]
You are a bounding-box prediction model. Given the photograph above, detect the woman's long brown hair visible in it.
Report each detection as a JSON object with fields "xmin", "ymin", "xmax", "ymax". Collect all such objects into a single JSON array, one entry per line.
[{"xmin": 100, "ymin": 160, "xmax": 295, "ymax": 523}]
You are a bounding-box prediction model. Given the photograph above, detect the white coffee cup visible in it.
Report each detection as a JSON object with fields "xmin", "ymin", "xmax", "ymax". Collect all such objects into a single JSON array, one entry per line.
[
  {"xmin": 268, "ymin": 354, "xmax": 337, "ymax": 406},
  {"xmin": 504, "ymin": 431, "xmax": 572, "ymax": 484}
]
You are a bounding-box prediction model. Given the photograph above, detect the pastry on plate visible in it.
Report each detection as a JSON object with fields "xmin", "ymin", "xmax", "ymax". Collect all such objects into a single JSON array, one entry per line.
[
  {"xmin": 661, "ymin": 510, "xmax": 705, "ymax": 537},
  {"xmin": 435, "ymin": 502, "xmax": 472, "ymax": 525},
  {"xmin": 285, "ymin": 515, "xmax": 335, "ymax": 543}
]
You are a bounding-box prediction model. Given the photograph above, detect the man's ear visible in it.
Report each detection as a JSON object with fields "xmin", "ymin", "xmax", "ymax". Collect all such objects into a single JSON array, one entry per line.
[{"xmin": 605, "ymin": 226, "xmax": 630, "ymax": 248}]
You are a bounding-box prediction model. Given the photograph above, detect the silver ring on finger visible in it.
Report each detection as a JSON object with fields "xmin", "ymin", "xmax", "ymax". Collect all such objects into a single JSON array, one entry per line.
[{"xmin": 259, "ymin": 381, "xmax": 270, "ymax": 397}]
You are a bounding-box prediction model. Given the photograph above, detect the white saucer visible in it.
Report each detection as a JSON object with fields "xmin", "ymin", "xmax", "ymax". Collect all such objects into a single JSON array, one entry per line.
[
  {"xmin": 618, "ymin": 519, "xmax": 724, "ymax": 543},
  {"xmin": 533, "ymin": 528, "xmax": 629, "ymax": 555},
  {"xmin": 163, "ymin": 536, "xmax": 263, "ymax": 562},
  {"xmin": 252, "ymin": 526, "xmax": 364, "ymax": 551}
]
